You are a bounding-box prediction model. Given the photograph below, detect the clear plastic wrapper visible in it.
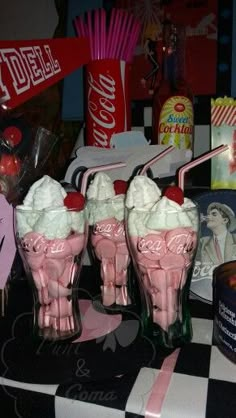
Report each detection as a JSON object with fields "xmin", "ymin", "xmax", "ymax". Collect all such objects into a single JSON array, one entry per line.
[{"xmin": 0, "ymin": 126, "xmax": 59, "ymax": 205}]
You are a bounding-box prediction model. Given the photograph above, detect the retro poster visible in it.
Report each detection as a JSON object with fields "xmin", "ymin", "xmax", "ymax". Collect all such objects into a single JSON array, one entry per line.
[
  {"xmin": 191, "ymin": 190, "xmax": 236, "ymax": 304},
  {"xmin": 115, "ymin": 0, "xmax": 218, "ymax": 99}
]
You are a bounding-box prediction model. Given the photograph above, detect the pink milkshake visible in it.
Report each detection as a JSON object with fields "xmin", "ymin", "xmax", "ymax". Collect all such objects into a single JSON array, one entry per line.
[
  {"xmin": 125, "ymin": 176, "xmax": 199, "ymax": 348},
  {"xmin": 16, "ymin": 175, "xmax": 87, "ymax": 341},
  {"xmin": 86, "ymin": 173, "xmax": 132, "ymax": 307}
]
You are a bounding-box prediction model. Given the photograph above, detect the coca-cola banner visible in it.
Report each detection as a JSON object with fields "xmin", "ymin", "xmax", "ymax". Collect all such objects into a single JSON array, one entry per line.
[
  {"xmin": 0, "ymin": 37, "xmax": 90, "ymax": 110},
  {"xmin": 85, "ymin": 59, "xmax": 131, "ymax": 147}
]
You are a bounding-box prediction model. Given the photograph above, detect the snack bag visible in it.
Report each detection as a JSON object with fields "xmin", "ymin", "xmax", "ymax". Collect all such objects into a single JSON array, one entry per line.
[{"xmin": 211, "ymin": 97, "xmax": 236, "ymax": 189}]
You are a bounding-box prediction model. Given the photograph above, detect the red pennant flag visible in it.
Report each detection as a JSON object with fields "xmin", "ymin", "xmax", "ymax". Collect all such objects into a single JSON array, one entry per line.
[{"xmin": 0, "ymin": 37, "xmax": 90, "ymax": 110}]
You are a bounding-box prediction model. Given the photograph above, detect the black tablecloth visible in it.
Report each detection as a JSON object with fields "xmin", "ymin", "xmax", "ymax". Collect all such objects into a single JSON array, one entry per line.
[{"xmin": 1, "ymin": 267, "xmax": 236, "ymax": 418}]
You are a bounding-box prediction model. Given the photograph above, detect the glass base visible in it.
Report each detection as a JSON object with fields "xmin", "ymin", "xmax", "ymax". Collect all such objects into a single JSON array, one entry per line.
[
  {"xmin": 92, "ymin": 293, "xmax": 141, "ymax": 316},
  {"xmin": 148, "ymin": 314, "xmax": 193, "ymax": 349}
]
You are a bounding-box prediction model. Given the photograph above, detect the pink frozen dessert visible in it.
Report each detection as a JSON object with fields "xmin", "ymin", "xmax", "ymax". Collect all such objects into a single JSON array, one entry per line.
[
  {"xmin": 125, "ymin": 176, "xmax": 199, "ymax": 333},
  {"xmin": 16, "ymin": 175, "xmax": 87, "ymax": 339},
  {"xmin": 86, "ymin": 172, "xmax": 131, "ymax": 307}
]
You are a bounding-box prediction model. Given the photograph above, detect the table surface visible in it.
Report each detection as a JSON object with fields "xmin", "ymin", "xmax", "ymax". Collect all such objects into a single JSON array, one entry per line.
[{"xmin": 0, "ymin": 267, "xmax": 236, "ymax": 418}]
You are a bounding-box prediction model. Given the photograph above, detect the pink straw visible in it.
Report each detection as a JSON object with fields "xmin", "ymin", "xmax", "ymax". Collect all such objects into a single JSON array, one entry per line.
[
  {"xmin": 178, "ymin": 144, "xmax": 229, "ymax": 191},
  {"xmin": 108, "ymin": 9, "xmax": 122, "ymax": 58},
  {"xmin": 116, "ymin": 10, "xmax": 129, "ymax": 60},
  {"xmin": 119, "ymin": 13, "xmax": 135, "ymax": 60},
  {"xmin": 106, "ymin": 8, "xmax": 116, "ymax": 58},
  {"xmin": 140, "ymin": 146, "xmax": 175, "ymax": 175},
  {"xmin": 124, "ymin": 20, "xmax": 141, "ymax": 62},
  {"xmin": 101, "ymin": 8, "xmax": 106, "ymax": 59},
  {"xmin": 74, "ymin": 8, "xmax": 140, "ymax": 63},
  {"xmin": 87, "ymin": 11, "xmax": 94, "ymax": 60},
  {"xmin": 74, "ymin": 16, "xmax": 87, "ymax": 37},
  {"xmin": 81, "ymin": 162, "xmax": 126, "ymax": 196},
  {"xmin": 94, "ymin": 9, "xmax": 100, "ymax": 59}
]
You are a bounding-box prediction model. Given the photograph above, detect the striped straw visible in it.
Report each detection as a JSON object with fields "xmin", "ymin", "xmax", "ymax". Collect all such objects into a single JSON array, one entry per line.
[
  {"xmin": 178, "ymin": 145, "xmax": 229, "ymax": 191},
  {"xmin": 140, "ymin": 146, "xmax": 175, "ymax": 175}
]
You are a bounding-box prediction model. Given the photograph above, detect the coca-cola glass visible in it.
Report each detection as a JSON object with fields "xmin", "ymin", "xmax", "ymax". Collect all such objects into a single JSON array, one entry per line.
[
  {"xmin": 125, "ymin": 204, "xmax": 199, "ymax": 348},
  {"xmin": 85, "ymin": 59, "xmax": 131, "ymax": 148},
  {"xmin": 86, "ymin": 199, "xmax": 139, "ymax": 311},
  {"xmin": 15, "ymin": 206, "xmax": 88, "ymax": 341}
]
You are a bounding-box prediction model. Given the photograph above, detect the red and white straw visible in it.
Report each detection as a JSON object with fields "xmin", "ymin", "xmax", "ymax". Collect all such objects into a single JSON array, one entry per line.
[
  {"xmin": 81, "ymin": 162, "xmax": 126, "ymax": 196},
  {"xmin": 74, "ymin": 8, "xmax": 141, "ymax": 63},
  {"xmin": 178, "ymin": 145, "xmax": 229, "ymax": 191},
  {"xmin": 140, "ymin": 146, "xmax": 175, "ymax": 175}
]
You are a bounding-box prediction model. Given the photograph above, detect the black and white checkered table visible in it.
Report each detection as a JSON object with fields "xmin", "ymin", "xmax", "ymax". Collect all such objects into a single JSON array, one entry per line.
[{"xmin": 0, "ymin": 272, "xmax": 235, "ymax": 418}]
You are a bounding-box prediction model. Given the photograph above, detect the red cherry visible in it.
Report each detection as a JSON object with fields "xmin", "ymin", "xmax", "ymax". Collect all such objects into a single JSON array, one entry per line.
[
  {"xmin": 113, "ymin": 180, "xmax": 128, "ymax": 195},
  {"xmin": 163, "ymin": 186, "xmax": 184, "ymax": 205},
  {"xmin": 64, "ymin": 192, "xmax": 85, "ymax": 211},
  {"xmin": 0, "ymin": 154, "xmax": 21, "ymax": 176}
]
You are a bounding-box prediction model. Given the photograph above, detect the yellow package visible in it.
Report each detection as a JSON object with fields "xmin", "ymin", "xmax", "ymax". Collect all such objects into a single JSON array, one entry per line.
[{"xmin": 211, "ymin": 97, "xmax": 236, "ymax": 189}]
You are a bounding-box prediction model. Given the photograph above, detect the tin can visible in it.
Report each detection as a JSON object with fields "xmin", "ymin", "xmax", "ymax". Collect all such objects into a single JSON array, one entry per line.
[
  {"xmin": 85, "ymin": 59, "xmax": 131, "ymax": 148},
  {"xmin": 213, "ymin": 261, "xmax": 236, "ymax": 363}
]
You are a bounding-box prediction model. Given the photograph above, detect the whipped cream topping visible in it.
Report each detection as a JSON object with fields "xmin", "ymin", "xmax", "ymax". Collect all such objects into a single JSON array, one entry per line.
[
  {"xmin": 146, "ymin": 196, "xmax": 194, "ymax": 230},
  {"xmin": 23, "ymin": 175, "xmax": 66, "ymax": 210},
  {"xmin": 33, "ymin": 206, "xmax": 72, "ymax": 239},
  {"xmin": 86, "ymin": 194, "xmax": 126, "ymax": 225},
  {"xmin": 126, "ymin": 210, "xmax": 150, "ymax": 237},
  {"xmin": 86, "ymin": 172, "xmax": 126, "ymax": 224},
  {"xmin": 16, "ymin": 175, "xmax": 85, "ymax": 239},
  {"xmin": 86, "ymin": 172, "xmax": 115, "ymax": 200},
  {"xmin": 126, "ymin": 176, "xmax": 198, "ymax": 236},
  {"xmin": 125, "ymin": 176, "xmax": 161, "ymax": 210}
]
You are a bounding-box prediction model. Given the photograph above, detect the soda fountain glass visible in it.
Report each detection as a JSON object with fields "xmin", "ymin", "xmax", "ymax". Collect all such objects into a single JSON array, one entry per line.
[
  {"xmin": 125, "ymin": 204, "xmax": 199, "ymax": 348},
  {"xmin": 15, "ymin": 206, "xmax": 88, "ymax": 341}
]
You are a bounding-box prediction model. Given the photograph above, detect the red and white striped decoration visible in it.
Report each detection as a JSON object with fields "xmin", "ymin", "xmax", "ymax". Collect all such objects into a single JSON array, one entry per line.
[{"xmin": 211, "ymin": 105, "xmax": 236, "ymax": 126}]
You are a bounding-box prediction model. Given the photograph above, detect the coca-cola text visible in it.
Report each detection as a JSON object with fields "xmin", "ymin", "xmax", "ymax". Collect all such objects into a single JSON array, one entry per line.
[
  {"xmin": 93, "ymin": 222, "xmax": 125, "ymax": 238},
  {"xmin": 138, "ymin": 237, "xmax": 166, "ymax": 256},
  {"xmin": 87, "ymin": 70, "xmax": 116, "ymax": 147}
]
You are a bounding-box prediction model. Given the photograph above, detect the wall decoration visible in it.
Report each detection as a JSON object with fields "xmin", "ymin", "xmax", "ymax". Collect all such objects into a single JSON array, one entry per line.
[{"xmin": 114, "ymin": 0, "xmax": 218, "ymax": 99}]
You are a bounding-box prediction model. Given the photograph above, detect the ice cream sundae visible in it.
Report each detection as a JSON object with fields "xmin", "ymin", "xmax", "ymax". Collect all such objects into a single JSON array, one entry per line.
[
  {"xmin": 15, "ymin": 175, "xmax": 87, "ymax": 340},
  {"xmin": 86, "ymin": 172, "xmax": 132, "ymax": 307},
  {"xmin": 125, "ymin": 176, "xmax": 199, "ymax": 347}
]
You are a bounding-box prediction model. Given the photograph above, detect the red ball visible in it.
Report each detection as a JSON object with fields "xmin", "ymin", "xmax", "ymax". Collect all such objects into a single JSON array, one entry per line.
[{"xmin": 0, "ymin": 153, "xmax": 21, "ymax": 176}]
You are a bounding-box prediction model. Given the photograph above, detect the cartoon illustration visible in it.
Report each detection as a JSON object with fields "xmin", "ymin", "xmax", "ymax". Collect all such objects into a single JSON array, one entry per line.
[{"xmin": 141, "ymin": 22, "xmax": 161, "ymax": 95}]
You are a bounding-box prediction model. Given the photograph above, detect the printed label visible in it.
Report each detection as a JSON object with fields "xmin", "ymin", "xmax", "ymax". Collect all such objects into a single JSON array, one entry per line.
[
  {"xmin": 85, "ymin": 60, "xmax": 130, "ymax": 148},
  {"xmin": 215, "ymin": 298, "xmax": 236, "ymax": 354},
  {"xmin": 93, "ymin": 221, "xmax": 125, "ymax": 239},
  {"xmin": 158, "ymin": 96, "xmax": 193, "ymax": 149}
]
